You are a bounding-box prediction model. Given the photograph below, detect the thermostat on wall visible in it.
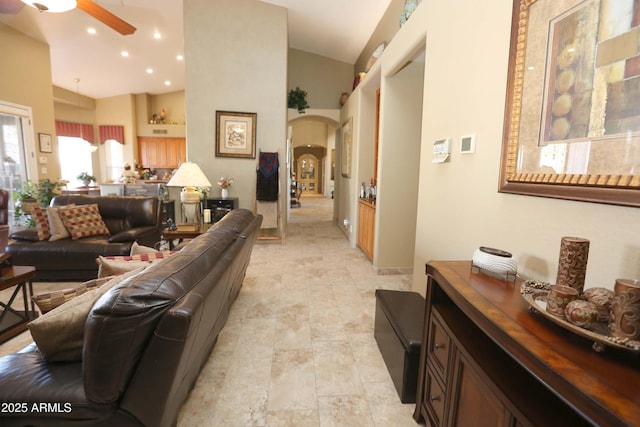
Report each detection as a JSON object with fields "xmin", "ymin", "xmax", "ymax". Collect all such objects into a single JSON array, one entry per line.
[
  {"xmin": 460, "ymin": 134, "xmax": 476, "ymax": 154},
  {"xmin": 432, "ymin": 138, "xmax": 451, "ymax": 163}
]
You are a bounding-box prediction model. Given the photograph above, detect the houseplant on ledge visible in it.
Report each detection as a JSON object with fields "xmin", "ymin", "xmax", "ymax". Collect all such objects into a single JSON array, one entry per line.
[
  {"xmin": 288, "ymin": 87, "xmax": 309, "ymax": 114},
  {"xmin": 77, "ymin": 172, "xmax": 96, "ymax": 187}
]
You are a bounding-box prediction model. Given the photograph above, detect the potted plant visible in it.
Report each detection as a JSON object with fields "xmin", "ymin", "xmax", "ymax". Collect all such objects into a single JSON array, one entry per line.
[
  {"xmin": 77, "ymin": 172, "xmax": 97, "ymax": 187},
  {"xmin": 288, "ymin": 87, "xmax": 309, "ymax": 113},
  {"xmin": 12, "ymin": 179, "xmax": 66, "ymax": 227},
  {"xmin": 13, "ymin": 180, "xmax": 37, "ymax": 225}
]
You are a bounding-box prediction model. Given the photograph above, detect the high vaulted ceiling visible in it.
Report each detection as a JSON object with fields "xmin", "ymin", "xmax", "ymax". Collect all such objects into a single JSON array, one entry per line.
[{"xmin": 0, "ymin": 0, "xmax": 391, "ymax": 99}]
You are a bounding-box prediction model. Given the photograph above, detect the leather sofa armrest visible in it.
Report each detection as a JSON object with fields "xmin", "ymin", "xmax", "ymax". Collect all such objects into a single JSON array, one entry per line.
[
  {"xmin": 108, "ymin": 226, "xmax": 159, "ymax": 243},
  {"xmin": 9, "ymin": 228, "xmax": 39, "ymax": 242}
]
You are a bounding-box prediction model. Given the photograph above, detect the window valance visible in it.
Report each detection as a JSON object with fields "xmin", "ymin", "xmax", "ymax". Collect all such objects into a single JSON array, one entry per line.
[
  {"xmin": 55, "ymin": 121, "xmax": 95, "ymax": 144},
  {"xmin": 99, "ymin": 125, "xmax": 124, "ymax": 145}
]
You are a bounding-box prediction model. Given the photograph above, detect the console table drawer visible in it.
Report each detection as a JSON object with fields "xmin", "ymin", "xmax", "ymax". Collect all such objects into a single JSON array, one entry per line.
[
  {"xmin": 428, "ymin": 311, "xmax": 450, "ymax": 379},
  {"xmin": 424, "ymin": 366, "xmax": 446, "ymax": 426}
]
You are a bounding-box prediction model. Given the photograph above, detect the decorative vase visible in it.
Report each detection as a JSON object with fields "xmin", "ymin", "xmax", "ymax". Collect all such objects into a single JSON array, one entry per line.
[
  {"xmin": 82, "ymin": 180, "xmax": 91, "ymax": 187},
  {"xmin": 221, "ymin": 188, "xmax": 229, "ymax": 199}
]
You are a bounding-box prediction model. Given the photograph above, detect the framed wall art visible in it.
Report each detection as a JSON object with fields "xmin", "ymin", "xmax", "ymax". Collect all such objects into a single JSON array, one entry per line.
[
  {"xmin": 38, "ymin": 133, "xmax": 52, "ymax": 153},
  {"xmin": 215, "ymin": 111, "xmax": 257, "ymax": 158},
  {"xmin": 341, "ymin": 117, "xmax": 353, "ymax": 178},
  {"xmin": 499, "ymin": 0, "xmax": 640, "ymax": 207}
]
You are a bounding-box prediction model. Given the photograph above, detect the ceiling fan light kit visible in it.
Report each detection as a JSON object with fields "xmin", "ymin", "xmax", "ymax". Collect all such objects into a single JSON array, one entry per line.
[
  {"xmin": 21, "ymin": 0, "xmax": 76, "ymax": 13},
  {"xmin": 18, "ymin": 0, "xmax": 136, "ymax": 35}
]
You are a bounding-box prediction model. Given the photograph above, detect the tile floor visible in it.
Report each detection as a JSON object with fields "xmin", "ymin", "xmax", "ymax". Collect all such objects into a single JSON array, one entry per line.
[{"xmin": 0, "ymin": 196, "xmax": 421, "ymax": 427}]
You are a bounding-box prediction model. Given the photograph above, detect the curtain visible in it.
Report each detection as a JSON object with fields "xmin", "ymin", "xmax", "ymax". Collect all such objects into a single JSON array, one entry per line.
[
  {"xmin": 55, "ymin": 121, "xmax": 95, "ymax": 144},
  {"xmin": 99, "ymin": 125, "xmax": 124, "ymax": 144}
]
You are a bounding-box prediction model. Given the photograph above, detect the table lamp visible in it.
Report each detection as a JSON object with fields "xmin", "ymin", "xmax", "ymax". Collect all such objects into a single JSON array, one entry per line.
[{"xmin": 166, "ymin": 162, "xmax": 211, "ymax": 225}]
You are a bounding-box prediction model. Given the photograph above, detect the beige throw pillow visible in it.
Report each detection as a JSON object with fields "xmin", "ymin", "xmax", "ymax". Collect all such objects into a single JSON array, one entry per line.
[
  {"xmin": 130, "ymin": 241, "xmax": 159, "ymax": 255},
  {"xmin": 97, "ymin": 257, "xmax": 153, "ymax": 278},
  {"xmin": 47, "ymin": 206, "xmax": 72, "ymax": 241},
  {"xmin": 96, "ymin": 251, "xmax": 175, "ymax": 278},
  {"xmin": 32, "ymin": 276, "xmax": 114, "ymax": 314},
  {"xmin": 28, "ymin": 267, "xmax": 145, "ymax": 362}
]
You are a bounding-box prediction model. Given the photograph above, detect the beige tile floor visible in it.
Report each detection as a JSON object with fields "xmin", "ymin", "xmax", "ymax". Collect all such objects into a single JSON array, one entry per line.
[{"xmin": 0, "ymin": 196, "xmax": 420, "ymax": 427}]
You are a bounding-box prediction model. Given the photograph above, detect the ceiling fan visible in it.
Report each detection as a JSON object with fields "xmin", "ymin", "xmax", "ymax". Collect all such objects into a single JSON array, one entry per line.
[{"xmin": 0, "ymin": 0, "xmax": 136, "ymax": 35}]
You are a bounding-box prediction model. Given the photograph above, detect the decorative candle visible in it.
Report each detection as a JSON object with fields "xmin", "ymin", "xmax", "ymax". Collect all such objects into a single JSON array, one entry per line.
[
  {"xmin": 609, "ymin": 279, "xmax": 640, "ymax": 340},
  {"xmin": 556, "ymin": 237, "xmax": 589, "ymax": 293},
  {"xmin": 203, "ymin": 208, "xmax": 211, "ymax": 224}
]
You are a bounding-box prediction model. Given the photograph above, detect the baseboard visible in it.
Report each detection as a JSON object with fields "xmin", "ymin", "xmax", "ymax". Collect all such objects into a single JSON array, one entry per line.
[{"xmin": 373, "ymin": 266, "xmax": 413, "ymax": 275}]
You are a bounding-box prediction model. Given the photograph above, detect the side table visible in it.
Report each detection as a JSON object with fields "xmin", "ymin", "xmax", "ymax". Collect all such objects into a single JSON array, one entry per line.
[
  {"xmin": 0, "ymin": 265, "xmax": 37, "ymax": 344},
  {"xmin": 161, "ymin": 224, "xmax": 212, "ymax": 250}
]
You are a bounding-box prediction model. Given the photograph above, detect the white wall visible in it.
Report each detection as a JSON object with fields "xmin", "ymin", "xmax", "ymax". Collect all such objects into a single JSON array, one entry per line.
[
  {"xmin": 403, "ymin": 1, "xmax": 640, "ymax": 292},
  {"xmin": 184, "ymin": 0, "xmax": 288, "ymax": 221}
]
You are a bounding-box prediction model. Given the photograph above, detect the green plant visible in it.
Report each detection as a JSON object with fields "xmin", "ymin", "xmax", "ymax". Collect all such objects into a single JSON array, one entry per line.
[
  {"xmin": 35, "ymin": 179, "xmax": 66, "ymax": 207},
  {"xmin": 13, "ymin": 179, "xmax": 67, "ymax": 227},
  {"xmin": 77, "ymin": 172, "xmax": 96, "ymax": 183},
  {"xmin": 288, "ymin": 87, "xmax": 309, "ymax": 113}
]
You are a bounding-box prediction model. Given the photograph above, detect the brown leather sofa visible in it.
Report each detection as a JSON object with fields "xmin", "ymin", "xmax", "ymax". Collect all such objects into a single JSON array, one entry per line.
[
  {"xmin": 6, "ymin": 195, "xmax": 163, "ymax": 281},
  {"xmin": 0, "ymin": 209, "xmax": 262, "ymax": 427}
]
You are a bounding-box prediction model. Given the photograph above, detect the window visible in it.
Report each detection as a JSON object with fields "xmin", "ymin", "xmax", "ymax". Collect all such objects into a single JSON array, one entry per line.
[
  {"xmin": 0, "ymin": 102, "xmax": 33, "ymax": 222},
  {"xmin": 58, "ymin": 137, "xmax": 94, "ymax": 187},
  {"xmin": 105, "ymin": 139, "xmax": 124, "ymax": 181}
]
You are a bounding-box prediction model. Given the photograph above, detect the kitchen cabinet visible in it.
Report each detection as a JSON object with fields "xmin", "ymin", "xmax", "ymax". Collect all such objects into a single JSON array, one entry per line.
[
  {"xmin": 357, "ymin": 198, "xmax": 375, "ymax": 260},
  {"xmin": 138, "ymin": 137, "xmax": 186, "ymax": 168},
  {"xmin": 414, "ymin": 261, "xmax": 640, "ymax": 427}
]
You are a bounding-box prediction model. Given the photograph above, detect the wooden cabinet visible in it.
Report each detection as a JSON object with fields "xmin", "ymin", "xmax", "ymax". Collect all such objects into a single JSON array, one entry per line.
[
  {"xmin": 357, "ymin": 199, "xmax": 375, "ymax": 260},
  {"xmin": 414, "ymin": 261, "xmax": 640, "ymax": 427},
  {"xmin": 138, "ymin": 137, "xmax": 186, "ymax": 168}
]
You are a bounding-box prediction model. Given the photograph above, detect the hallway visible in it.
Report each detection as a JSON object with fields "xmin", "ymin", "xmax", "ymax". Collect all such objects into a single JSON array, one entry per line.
[{"xmin": 177, "ymin": 196, "xmax": 417, "ymax": 426}]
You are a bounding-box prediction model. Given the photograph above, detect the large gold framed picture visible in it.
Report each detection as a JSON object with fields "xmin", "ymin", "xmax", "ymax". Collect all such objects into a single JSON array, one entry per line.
[
  {"xmin": 215, "ymin": 111, "xmax": 257, "ymax": 158},
  {"xmin": 500, "ymin": 0, "xmax": 640, "ymax": 207}
]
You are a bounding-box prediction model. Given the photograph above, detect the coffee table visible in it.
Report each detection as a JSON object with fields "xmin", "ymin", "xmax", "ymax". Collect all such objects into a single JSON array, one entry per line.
[{"xmin": 0, "ymin": 265, "xmax": 37, "ymax": 344}]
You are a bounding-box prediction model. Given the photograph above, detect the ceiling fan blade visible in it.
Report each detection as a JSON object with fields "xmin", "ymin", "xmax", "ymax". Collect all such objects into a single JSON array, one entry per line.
[
  {"xmin": 76, "ymin": 0, "xmax": 136, "ymax": 35},
  {"xmin": 0, "ymin": 0, "xmax": 25, "ymax": 14}
]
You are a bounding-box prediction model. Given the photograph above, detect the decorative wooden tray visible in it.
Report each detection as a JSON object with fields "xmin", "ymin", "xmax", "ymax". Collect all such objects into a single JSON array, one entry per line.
[{"xmin": 520, "ymin": 282, "xmax": 640, "ymax": 353}]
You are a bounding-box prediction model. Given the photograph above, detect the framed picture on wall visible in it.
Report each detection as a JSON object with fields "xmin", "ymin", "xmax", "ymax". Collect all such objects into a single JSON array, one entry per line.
[
  {"xmin": 215, "ymin": 111, "xmax": 257, "ymax": 158},
  {"xmin": 341, "ymin": 117, "xmax": 352, "ymax": 178},
  {"xmin": 38, "ymin": 133, "xmax": 52, "ymax": 153},
  {"xmin": 499, "ymin": 0, "xmax": 640, "ymax": 207}
]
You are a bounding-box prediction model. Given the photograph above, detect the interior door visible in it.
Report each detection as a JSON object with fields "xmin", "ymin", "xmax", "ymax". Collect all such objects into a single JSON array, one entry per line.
[{"xmin": 297, "ymin": 154, "xmax": 318, "ymax": 194}]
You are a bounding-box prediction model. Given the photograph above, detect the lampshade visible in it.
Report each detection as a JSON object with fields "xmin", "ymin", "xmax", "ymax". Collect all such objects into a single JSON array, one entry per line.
[
  {"xmin": 22, "ymin": 0, "xmax": 77, "ymax": 13},
  {"xmin": 167, "ymin": 162, "xmax": 212, "ymax": 188},
  {"xmin": 167, "ymin": 162, "xmax": 211, "ymax": 225}
]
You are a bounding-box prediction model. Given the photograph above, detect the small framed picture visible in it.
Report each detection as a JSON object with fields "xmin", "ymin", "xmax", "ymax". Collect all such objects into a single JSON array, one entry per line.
[
  {"xmin": 215, "ymin": 111, "xmax": 257, "ymax": 158},
  {"xmin": 38, "ymin": 133, "xmax": 52, "ymax": 153}
]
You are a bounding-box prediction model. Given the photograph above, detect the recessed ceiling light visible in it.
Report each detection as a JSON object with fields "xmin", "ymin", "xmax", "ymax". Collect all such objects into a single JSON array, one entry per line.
[
  {"xmin": 176, "ymin": 55, "xmax": 184, "ymax": 61},
  {"xmin": 87, "ymin": 27, "xmax": 96, "ymax": 35},
  {"xmin": 153, "ymin": 32, "xmax": 162, "ymax": 40},
  {"xmin": 146, "ymin": 68, "xmax": 154, "ymax": 74},
  {"xmin": 121, "ymin": 51, "xmax": 129, "ymax": 57},
  {"xmin": 164, "ymin": 80, "xmax": 171, "ymax": 86}
]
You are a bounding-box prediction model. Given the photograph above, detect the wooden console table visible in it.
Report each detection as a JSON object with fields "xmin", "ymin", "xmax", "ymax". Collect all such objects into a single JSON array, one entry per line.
[
  {"xmin": 0, "ymin": 266, "xmax": 37, "ymax": 344},
  {"xmin": 414, "ymin": 261, "xmax": 640, "ymax": 427}
]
